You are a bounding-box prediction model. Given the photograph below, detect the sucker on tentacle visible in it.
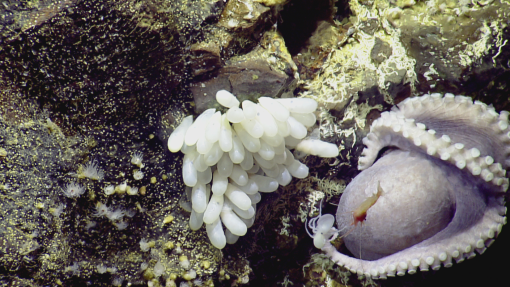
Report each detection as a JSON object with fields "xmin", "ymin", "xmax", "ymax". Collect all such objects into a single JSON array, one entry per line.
[{"xmin": 318, "ymin": 93, "xmax": 508, "ymax": 279}]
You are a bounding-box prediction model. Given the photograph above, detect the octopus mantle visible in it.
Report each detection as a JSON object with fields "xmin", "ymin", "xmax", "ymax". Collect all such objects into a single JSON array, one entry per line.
[{"xmin": 322, "ymin": 94, "xmax": 508, "ymax": 279}]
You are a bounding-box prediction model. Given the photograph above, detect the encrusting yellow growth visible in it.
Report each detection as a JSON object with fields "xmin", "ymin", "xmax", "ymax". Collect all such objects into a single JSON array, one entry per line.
[
  {"xmin": 163, "ymin": 215, "xmax": 174, "ymax": 224},
  {"xmin": 254, "ymin": 0, "xmax": 288, "ymax": 6}
]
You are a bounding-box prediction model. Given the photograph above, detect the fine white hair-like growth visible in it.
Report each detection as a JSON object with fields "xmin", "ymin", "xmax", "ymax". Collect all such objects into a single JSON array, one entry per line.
[
  {"xmin": 168, "ymin": 90, "xmax": 339, "ymax": 249},
  {"xmin": 77, "ymin": 160, "xmax": 104, "ymax": 181},
  {"xmin": 62, "ymin": 182, "xmax": 86, "ymax": 198}
]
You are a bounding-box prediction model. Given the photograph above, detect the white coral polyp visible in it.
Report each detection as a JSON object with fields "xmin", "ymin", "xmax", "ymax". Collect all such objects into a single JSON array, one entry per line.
[{"xmin": 168, "ymin": 90, "xmax": 339, "ymax": 249}]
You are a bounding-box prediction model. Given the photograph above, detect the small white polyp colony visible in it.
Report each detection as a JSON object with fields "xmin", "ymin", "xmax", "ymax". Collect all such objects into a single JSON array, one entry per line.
[{"xmin": 168, "ymin": 90, "xmax": 339, "ymax": 249}]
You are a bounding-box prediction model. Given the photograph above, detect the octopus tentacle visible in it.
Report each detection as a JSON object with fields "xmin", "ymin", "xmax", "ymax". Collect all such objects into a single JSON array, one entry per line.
[
  {"xmin": 327, "ymin": 94, "xmax": 509, "ymax": 279},
  {"xmin": 359, "ymin": 94, "xmax": 509, "ymax": 191},
  {"xmin": 397, "ymin": 93, "xmax": 510, "ymax": 168},
  {"xmin": 324, "ymin": 194, "xmax": 506, "ymax": 279}
]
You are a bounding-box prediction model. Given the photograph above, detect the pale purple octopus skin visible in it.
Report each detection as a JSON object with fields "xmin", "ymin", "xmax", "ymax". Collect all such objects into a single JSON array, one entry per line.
[{"xmin": 321, "ymin": 93, "xmax": 508, "ymax": 279}]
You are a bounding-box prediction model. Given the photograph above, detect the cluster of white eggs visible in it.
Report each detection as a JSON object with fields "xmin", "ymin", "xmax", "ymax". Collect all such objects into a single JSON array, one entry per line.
[{"xmin": 168, "ymin": 90, "xmax": 338, "ymax": 249}]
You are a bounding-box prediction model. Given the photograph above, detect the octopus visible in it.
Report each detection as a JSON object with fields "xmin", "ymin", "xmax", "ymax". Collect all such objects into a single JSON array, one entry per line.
[{"xmin": 320, "ymin": 93, "xmax": 508, "ymax": 279}]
